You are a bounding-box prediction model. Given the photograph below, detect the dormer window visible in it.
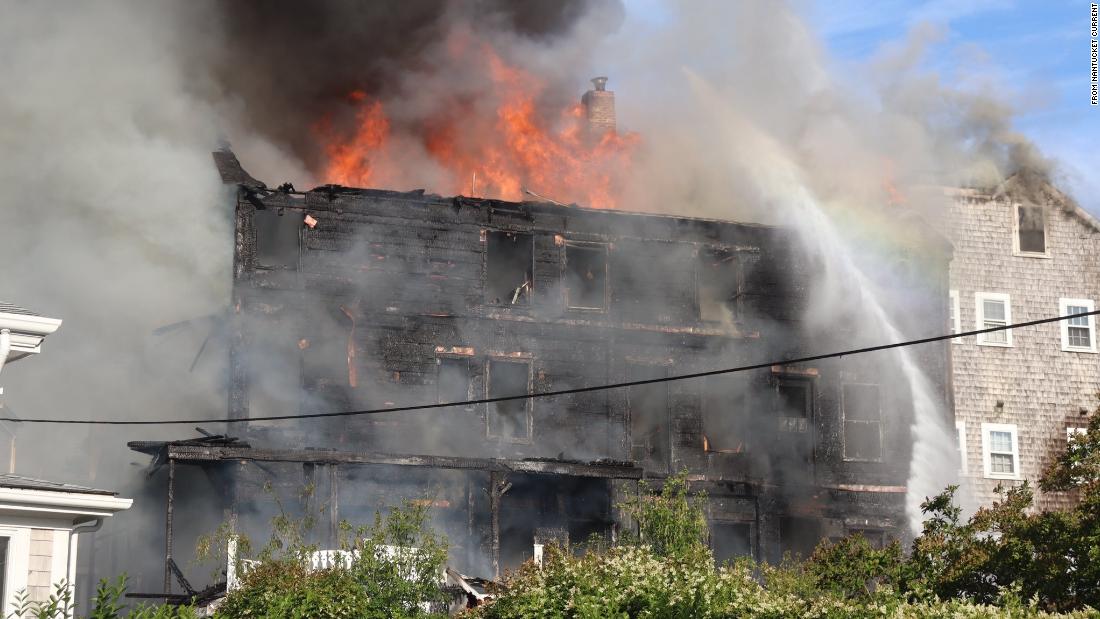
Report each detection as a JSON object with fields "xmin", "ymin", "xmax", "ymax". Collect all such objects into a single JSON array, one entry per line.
[{"xmin": 1014, "ymin": 204, "xmax": 1047, "ymax": 256}]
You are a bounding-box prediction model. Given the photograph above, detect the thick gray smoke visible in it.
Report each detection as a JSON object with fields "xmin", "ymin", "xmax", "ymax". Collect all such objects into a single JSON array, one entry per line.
[{"xmin": 0, "ymin": 0, "xmax": 1063, "ymax": 598}]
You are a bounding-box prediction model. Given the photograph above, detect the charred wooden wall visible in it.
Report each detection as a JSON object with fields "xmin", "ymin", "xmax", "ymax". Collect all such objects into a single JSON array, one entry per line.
[{"xmin": 223, "ymin": 168, "xmax": 952, "ymax": 570}]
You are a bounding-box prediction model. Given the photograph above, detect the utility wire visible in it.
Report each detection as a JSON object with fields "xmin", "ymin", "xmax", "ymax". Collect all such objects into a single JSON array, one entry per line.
[{"xmin": 3, "ymin": 310, "xmax": 1097, "ymax": 426}]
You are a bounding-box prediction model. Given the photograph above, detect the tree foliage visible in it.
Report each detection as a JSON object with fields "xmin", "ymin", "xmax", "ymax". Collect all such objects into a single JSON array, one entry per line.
[{"xmin": 214, "ymin": 499, "xmax": 449, "ymax": 619}]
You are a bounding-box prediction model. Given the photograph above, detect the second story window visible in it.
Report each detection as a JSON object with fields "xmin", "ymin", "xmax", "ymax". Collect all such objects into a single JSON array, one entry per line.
[
  {"xmin": 1059, "ymin": 298, "xmax": 1097, "ymax": 353},
  {"xmin": 627, "ymin": 363, "xmax": 671, "ymax": 473},
  {"xmin": 254, "ymin": 207, "xmax": 301, "ymax": 269},
  {"xmin": 564, "ymin": 243, "xmax": 608, "ymax": 310},
  {"xmin": 486, "ymin": 359, "xmax": 532, "ymax": 442},
  {"xmin": 981, "ymin": 423, "xmax": 1020, "ymax": 479},
  {"xmin": 486, "ymin": 231, "xmax": 533, "ymax": 306},
  {"xmin": 437, "ymin": 357, "xmax": 470, "ymax": 409},
  {"xmin": 976, "ymin": 292, "xmax": 1012, "ymax": 347},
  {"xmin": 1014, "ymin": 204, "xmax": 1047, "ymax": 256},
  {"xmin": 842, "ymin": 383, "xmax": 882, "ymax": 461}
]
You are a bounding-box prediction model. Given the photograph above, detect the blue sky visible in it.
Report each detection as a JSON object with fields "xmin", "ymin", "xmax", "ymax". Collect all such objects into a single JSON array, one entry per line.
[
  {"xmin": 621, "ymin": 1, "xmax": 1099, "ymax": 214},
  {"xmin": 812, "ymin": 0, "xmax": 1099, "ymax": 214}
]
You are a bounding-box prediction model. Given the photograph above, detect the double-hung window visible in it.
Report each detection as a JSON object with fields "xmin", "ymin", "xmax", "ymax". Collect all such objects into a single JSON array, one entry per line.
[
  {"xmin": 1059, "ymin": 298, "xmax": 1096, "ymax": 353},
  {"xmin": 975, "ymin": 292, "xmax": 1012, "ymax": 346},
  {"xmin": 981, "ymin": 423, "xmax": 1020, "ymax": 479}
]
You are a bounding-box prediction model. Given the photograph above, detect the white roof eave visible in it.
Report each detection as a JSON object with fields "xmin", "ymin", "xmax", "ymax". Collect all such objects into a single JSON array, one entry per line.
[{"xmin": 0, "ymin": 487, "xmax": 132, "ymax": 520}]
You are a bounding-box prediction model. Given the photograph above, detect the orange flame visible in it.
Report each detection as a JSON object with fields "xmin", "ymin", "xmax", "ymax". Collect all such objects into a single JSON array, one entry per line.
[{"xmin": 316, "ymin": 42, "xmax": 637, "ymax": 209}]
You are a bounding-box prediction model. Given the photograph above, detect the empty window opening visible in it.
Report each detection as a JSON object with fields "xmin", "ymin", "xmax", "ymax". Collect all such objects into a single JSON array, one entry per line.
[
  {"xmin": 698, "ymin": 248, "xmax": 742, "ymax": 325},
  {"xmin": 779, "ymin": 517, "xmax": 821, "ymax": 560},
  {"xmin": 842, "ymin": 383, "xmax": 882, "ymax": 461},
  {"xmin": 775, "ymin": 379, "xmax": 811, "ymax": 434},
  {"xmin": 701, "ymin": 375, "xmax": 750, "ymax": 453},
  {"xmin": 1016, "ymin": 204, "xmax": 1046, "ymax": 254},
  {"xmin": 976, "ymin": 293, "xmax": 1012, "ymax": 346},
  {"xmin": 628, "ymin": 364, "xmax": 671, "ymax": 473},
  {"xmin": 1059, "ymin": 298, "xmax": 1096, "ymax": 352},
  {"xmin": 487, "ymin": 359, "xmax": 531, "ymax": 441},
  {"xmin": 564, "ymin": 243, "xmax": 608, "ymax": 310},
  {"xmin": 255, "ymin": 207, "xmax": 302, "ymax": 269},
  {"xmin": 486, "ymin": 231, "xmax": 533, "ymax": 306},
  {"xmin": 981, "ymin": 423, "xmax": 1019, "ymax": 479},
  {"xmin": 711, "ymin": 522, "xmax": 752, "ymax": 562},
  {"xmin": 438, "ymin": 357, "xmax": 470, "ymax": 408},
  {"xmin": 771, "ymin": 377, "xmax": 814, "ymax": 475}
]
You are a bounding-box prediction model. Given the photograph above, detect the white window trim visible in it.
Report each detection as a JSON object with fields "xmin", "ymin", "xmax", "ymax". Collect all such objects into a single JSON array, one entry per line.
[
  {"xmin": 955, "ymin": 420, "xmax": 968, "ymax": 474},
  {"xmin": 0, "ymin": 526, "xmax": 29, "ymax": 618},
  {"xmin": 981, "ymin": 422, "xmax": 1021, "ymax": 480},
  {"xmin": 1011, "ymin": 203, "xmax": 1050, "ymax": 258},
  {"xmin": 1058, "ymin": 298, "xmax": 1097, "ymax": 353},
  {"xmin": 949, "ymin": 290, "xmax": 961, "ymax": 340},
  {"xmin": 975, "ymin": 292, "xmax": 1012, "ymax": 347}
]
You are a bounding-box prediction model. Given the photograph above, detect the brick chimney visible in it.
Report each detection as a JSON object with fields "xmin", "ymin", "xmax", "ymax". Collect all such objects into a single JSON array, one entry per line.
[{"xmin": 581, "ymin": 76, "xmax": 615, "ymax": 140}]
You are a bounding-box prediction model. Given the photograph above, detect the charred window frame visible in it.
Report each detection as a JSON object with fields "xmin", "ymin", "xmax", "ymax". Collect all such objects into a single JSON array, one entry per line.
[
  {"xmin": 697, "ymin": 247, "xmax": 743, "ymax": 324},
  {"xmin": 486, "ymin": 358, "xmax": 533, "ymax": 442},
  {"xmin": 485, "ymin": 231, "xmax": 533, "ymax": 306},
  {"xmin": 841, "ymin": 383, "xmax": 883, "ymax": 462},
  {"xmin": 773, "ymin": 377, "xmax": 812, "ymax": 434},
  {"xmin": 253, "ymin": 207, "xmax": 302, "ymax": 269},
  {"xmin": 563, "ymin": 242, "xmax": 609, "ymax": 311},
  {"xmin": 627, "ymin": 362, "xmax": 672, "ymax": 473},
  {"xmin": 437, "ymin": 357, "xmax": 472, "ymax": 410},
  {"xmin": 1013, "ymin": 204, "xmax": 1048, "ymax": 256}
]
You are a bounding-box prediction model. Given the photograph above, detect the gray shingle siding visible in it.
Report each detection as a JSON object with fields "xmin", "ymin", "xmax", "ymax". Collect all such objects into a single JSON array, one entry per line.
[{"xmin": 948, "ymin": 194, "xmax": 1100, "ymax": 509}]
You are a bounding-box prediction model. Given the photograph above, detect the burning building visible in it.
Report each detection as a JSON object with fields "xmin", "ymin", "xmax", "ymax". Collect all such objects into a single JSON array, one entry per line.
[{"xmin": 128, "ymin": 78, "xmax": 955, "ymax": 597}]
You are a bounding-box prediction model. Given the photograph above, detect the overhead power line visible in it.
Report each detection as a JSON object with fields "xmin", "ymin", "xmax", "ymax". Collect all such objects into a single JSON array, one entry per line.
[{"xmin": 3, "ymin": 310, "xmax": 1097, "ymax": 426}]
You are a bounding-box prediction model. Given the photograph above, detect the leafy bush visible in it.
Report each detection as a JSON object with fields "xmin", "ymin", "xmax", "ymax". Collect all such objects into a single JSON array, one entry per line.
[
  {"xmin": 7, "ymin": 575, "xmax": 194, "ymax": 619},
  {"xmin": 214, "ymin": 499, "xmax": 449, "ymax": 619}
]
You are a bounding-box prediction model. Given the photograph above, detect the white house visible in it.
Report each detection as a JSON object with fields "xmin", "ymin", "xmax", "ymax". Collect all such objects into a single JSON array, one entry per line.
[
  {"xmin": 0, "ymin": 302, "xmax": 132, "ymax": 614},
  {"xmin": 0, "ymin": 475, "xmax": 132, "ymax": 614}
]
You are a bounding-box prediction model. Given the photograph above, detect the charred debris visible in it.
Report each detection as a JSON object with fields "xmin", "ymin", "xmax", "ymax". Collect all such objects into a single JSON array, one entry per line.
[{"xmin": 129, "ymin": 148, "xmax": 953, "ymax": 601}]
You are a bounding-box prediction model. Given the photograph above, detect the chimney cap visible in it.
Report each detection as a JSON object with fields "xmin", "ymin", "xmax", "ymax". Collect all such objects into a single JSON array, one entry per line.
[{"xmin": 590, "ymin": 76, "xmax": 608, "ymax": 91}]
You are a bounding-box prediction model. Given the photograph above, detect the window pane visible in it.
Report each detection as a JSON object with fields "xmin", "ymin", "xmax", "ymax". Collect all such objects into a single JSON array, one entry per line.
[
  {"xmin": 1068, "ymin": 326, "xmax": 1091, "ymax": 347},
  {"xmin": 982, "ymin": 327, "xmax": 1007, "ymax": 344},
  {"xmin": 990, "ymin": 430, "xmax": 1012, "ymax": 453},
  {"xmin": 983, "ymin": 300, "xmax": 1006, "ymax": 321},
  {"xmin": 990, "ymin": 452, "xmax": 1014, "ymax": 474},
  {"xmin": 1067, "ymin": 306, "xmax": 1089, "ymax": 326}
]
